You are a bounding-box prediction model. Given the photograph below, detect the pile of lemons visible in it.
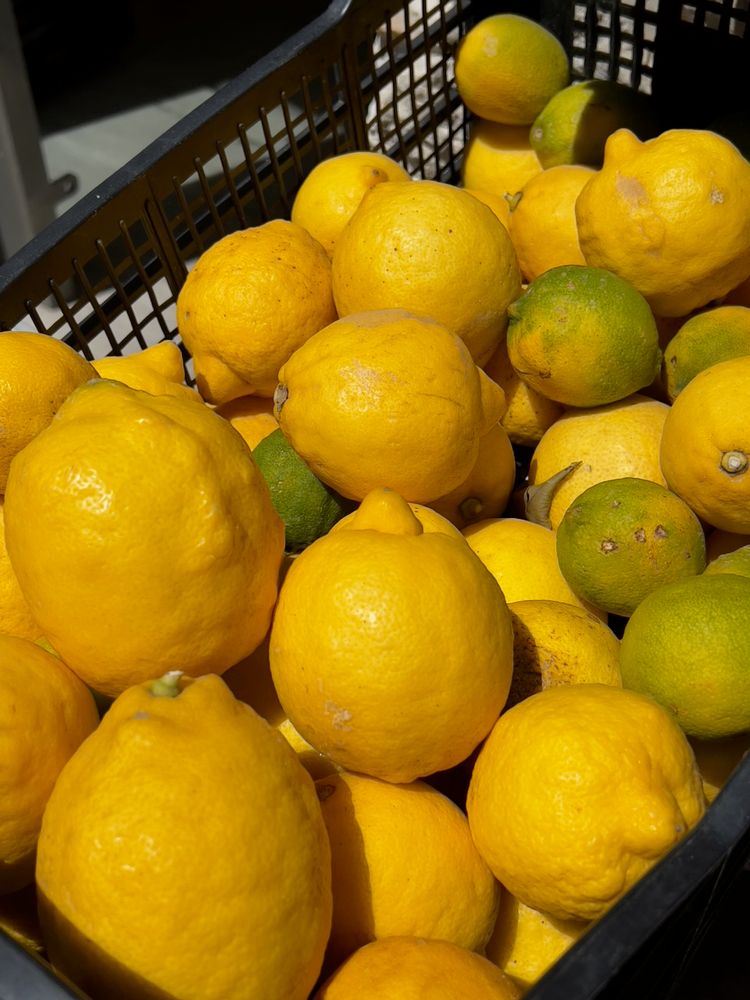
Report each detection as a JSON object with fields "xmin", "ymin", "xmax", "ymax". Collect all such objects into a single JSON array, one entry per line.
[{"xmin": 1, "ymin": 11, "xmax": 750, "ymax": 1000}]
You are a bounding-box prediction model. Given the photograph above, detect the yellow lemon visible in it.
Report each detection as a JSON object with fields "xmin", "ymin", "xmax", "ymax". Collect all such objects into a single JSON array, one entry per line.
[
  {"xmin": 526, "ymin": 393, "xmax": 669, "ymax": 529},
  {"xmin": 506, "ymin": 599, "xmax": 621, "ymax": 708},
  {"xmin": 454, "ymin": 14, "xmax": 569, "ymax": 125},
  {"xmin": 506, "ymin": 265, "xmax": 662, "ymax": 407},
  {"xmin": 214, "ymin": 393, "xmax": 279, "ymax": 450},
  {"xmin": 0, "ymin": 635, "xmax": 99, "ymax": 893},
  {"xmin": 176, "ymin": 219, "xmax": 337, "ymax": 403},
  {"xmin": 507, "ymin": 165, "xmax": 595, "ymax": 282},
  {"xmin": 575, "ymin": 128, "xmax": 750, "ymax": 316},
  {"xmin": 0, "ymin": 331, "xmax": 96, "ymax": 493},
  {"xmin": 291, "ymin": 150, "xmax": 411, "ymax": 256},
  {"xmin": 483, "ymin": 340, "xmax": 564, "ymax": 448},
  {"xmin": 4, "ymin": 379, "xmax": 284, "ymax": 697},
  {"xmin": 461, "ymin": 121, "xmax": 543, "ymax": 200},
  {"xmin": 462, "ymin": 517, "xmax": 605, "ymax": 618},
  {"xmin": 269, "ymin": 488, "xmax": 514, "ymax": 783},
  {"xmin": 427, "ymin": 423, "xmax": 516, "ymax": 529},
  {"xmin": 467, "ymin": 683, "xmax": 706, "ymax": 921},
  {"xmin": 704, "ymin": 545, "xmax": 750, "ymax": 579},
  {"xmin": 315, "ymin": 770, "xmax": 500, "ymax": 967},
  {"xmin": 315, "ymin": 937, "xmax": 522, "ymax": 1000},
  {"xmin": 331, "ymin": 499, "xmax": 464, "ymax": 539},
  {"xmin": 556, "ymin": 478, "xmax": 707, "ymax": 617},
  {"xmin": 660, "ymin": 356, "xmax": 750, "ymax": 533},
  {"xmin": 620, "ymin": 573, "xmax": 750, "ymax": 740},
  {"xmin": 273, "ymin": 309, "xmax": 506, "ymax": 503},
  {"xmin": 529, "ymin": 79, "xmax": 659, "ymax": 168},
  {"xmin": 662, "ymin": 304, "xmax": 750, "ymax": 401},
  {"xmin": 331, "ymin": 179, "xmax": 522, "ymax": 365},
  {"xmin": 35, "ymin": 672, "xmax": 332, "ymax": 1000},
  {"xmin": 484, "ymin": 890, "xmax": 589, "ymax": 991},
  {"xmin": 92, "ymin": 340, "xmax": 198, "ymax": 402}
]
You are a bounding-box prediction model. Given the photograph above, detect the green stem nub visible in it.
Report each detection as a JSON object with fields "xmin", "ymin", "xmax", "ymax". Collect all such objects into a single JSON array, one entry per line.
[{"xmin": 150, "ymin": 671, "xmax": 184, "ymax": 698}]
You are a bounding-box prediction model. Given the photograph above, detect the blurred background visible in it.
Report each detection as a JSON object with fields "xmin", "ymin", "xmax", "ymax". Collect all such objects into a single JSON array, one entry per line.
[{"xmin": 0, "ymin": 0, "xmax": 328, "ymax": 260}]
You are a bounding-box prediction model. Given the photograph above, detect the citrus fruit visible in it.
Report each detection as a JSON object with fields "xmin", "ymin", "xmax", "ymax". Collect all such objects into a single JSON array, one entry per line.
[
  {"xmin": 290, "ymin": 150, "xmax": 411, "ymax": 256},
  {"xmin": 619, "ymin": 573, "xmax": 750, "ymax": 739},
  {"xmin": 454, "ymin": 14, "xmax": 569, "ymax": 125},
  {"xmin": 0, "ymin": 330, "xmax": 96, "ymax": 493},
  {"xmin": 3, "ymin": 379, "xmax": 284, "ymax": 697},
  {"xmin": 0, "ymin": 635, "xmax": 99, "ymax": 893},
  {"xmin": 214, "ymin": 393, "xmax": 278, "ymax": 450},
  {"xmin": 703, "ymin": 545, "xmax": 750, "ymax": 579},
  {"xmin": 176, "ymin": 219, "xmax": 337, "ymax": 403},
  {"xmin": 507, "ymin": 165, "xmax": 595, "ymax": 282},
  {"xmin": 273, "ymin": 309, "xmax": 506, "ymax": 503},
  {"xmin": 92, "ymin": 340, "xmax": 198, "ymax": 402},
  {"xmin": 331, "ymin": 180, "xmax": 522, "ymax": 365},
  {"xmin": 660, "ymin": 356, "xmax": 750, "ymax": 532},
  {"xmin": 315, "ymin": 770, "xmax": 500, "ymax": 966},
  {"xmin": 462, "ymin": 517, "xmax": 605, "ymax": 618},
  {"xmin": 556, "ymin": 478, "xmax": 707, "ymax": 617},
  {"xmin": 506, "ymin": 599, "xmax": 621, "ymax": 708},
  {"xmin": 331, "ymin": 499, "xmax": 464, "ymax": 539},
  {"xmin": 427, "ymin": 422, "xmax": 516, "ymax": 529},
  {"xmin": 506, "ymin": 265, "xmax": 661, "ymax": 407},
  {"xmin": 662, "ymin": 304, "xmax": 750, "ymax": 401},
  {"xmin": 483, "ymin": 340, "xmax": 564, "ymax": 447},
  {"xmin": 466, "ymin": 683, "xmax": 706, "ymax": 921},
  {"xmin": 460, "ymin": 121, "xmax": 543, "ymax": 200},
  {"xmin": 688, "ymin": 731, "xmax": 750, "ymax": 803},
  {"xmin": 268, "ymin": 488, "xmax": 514, "ymax": 783},
  {"xmin": 526, "ymin": 393, "xmax": 670, "ymax": 530},
  {"xmin": 0, "ymin": 498, "xmax": 44, "ymax": 642},
  {"xmin": 252, "ymin": 428, "xmax": 354, "ymax": 553},
  {"xmin": 315, "ymin": 937, "xmax": 522, "ymax": 1000},
  {"xmin": 575, "ymin": 128, "xmax": 750, "ymax": 316},
  {"xmin": 464, "ymin": 187, "xmax": 512, "ymax": 229},
  {"xmin": 529, "ymin": 79, "xmax": 659, "ymax": 168},
  {"xmin": 35, "ymin": 671, "xmax": 332, "ymax": 1000},
  {"xmin": 484, "ymin": 890, "xmax": 589, "ymax": 991}
]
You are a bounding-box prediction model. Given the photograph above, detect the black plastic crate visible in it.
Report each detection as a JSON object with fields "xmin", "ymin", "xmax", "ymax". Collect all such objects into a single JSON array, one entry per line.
[{"xmin": 0, "ymin": 2, "xmax": 749, "ymax": 998}]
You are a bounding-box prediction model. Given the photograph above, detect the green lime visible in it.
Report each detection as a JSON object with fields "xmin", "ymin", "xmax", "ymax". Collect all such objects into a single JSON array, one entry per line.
[
  {"xmin": 662, "ymin": 305, "xmax": 750, "ymax": 401},
  {"xmin": 506, "ymin": 264, "xmax": 661, "ymax": 408},
  {"xmin": 530, "ymin": 79, "xmax": 659, "ymax": 168},
  {"xmin": 619, "ymin": 573, "xmax": 750, "ymax": 739},
  {"xmin": 252, "ymin": 429, "xmax": 354, "ymax": 553},
  {"xmin": 704, "ymin": 545, "xmax": 750, "ymax": 580},
  {"xmin": 556, "ymin": 477, "xmax": 706, "ymax": 617}
]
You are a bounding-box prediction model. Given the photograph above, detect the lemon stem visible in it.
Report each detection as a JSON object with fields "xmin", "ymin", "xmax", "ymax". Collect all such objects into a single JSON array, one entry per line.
[
  {"xmin": 524, "ymin": 462, "xmax": 582, "ymax": 528},
  {"xmin": 149, "ymin": 671, "xmax": 184, "ymax": 698},
  {"xmin": 273, "ymin": 384, "xmax": 288, "ymax": 415},
  {"xmin": 720, "ymin": 450, "xmax": 748, "ymax": 475}
]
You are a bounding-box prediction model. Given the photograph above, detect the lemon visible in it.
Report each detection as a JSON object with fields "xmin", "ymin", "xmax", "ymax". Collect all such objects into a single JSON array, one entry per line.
[
  {"xmin": 483, "ymin": 341, "xmax": 564, "ymax": 448},
  {"xmin": 36, "ymin": 672, "xmax": 333, "ymax": 999},
  {"xmin": 460, "ymin": 121, "xmax": 543, "ymax": 200},
  {"xmin": 92, "ymin": 340, "xmax": 198, "ymax": 402},
  {"xmin": 506, "ymin": 264, "xmax": 661, "ymax": 407},
  {"xmin": 273, "ymin": 309, "xmax": 506, "ymax": 504},
  {"xmin": 575, "ymin": 128, "xmax": 750, "ymax": 317},
  {"xmin": 662, "ymin": 305, "xmax": 750, "ymax": 401},
  {"xmin": 507, "ymin": 599, "xmax": 621, "ymax": 708},
  {"xmin": 620, "ymin": 573, "xmax": 750, "ymax": 739},
  {"xmin": 331, "ymin": 179, "xmax": 522, "ymax": 366},
  {"xmin": 455, "ymin": 14, "xmax": 570, "ymax": 125},
  {"xmin": 467, "ymin": 683, "xmax": 705, "ymax": 921},
  {"xmin": 556, "ymin": 478, "xmax": 707, "ymax": 617},
  {"xmin": 215, "ymin": 393, "xmax": 279, "ymax": 450},
  {"xmin": 704, "ymin": 546, "xmax": 750, "ymax": 579},
  {"xmin": 529, "ymin": 79, "xmax": 659, "ymax": 168},
  {"xmin": 290, "ymin": 150, "xmax": 411, "ymax": 256},
  {"xmin": 252, "ymin": 429, "xmax": 354, "ymax": 553}
]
